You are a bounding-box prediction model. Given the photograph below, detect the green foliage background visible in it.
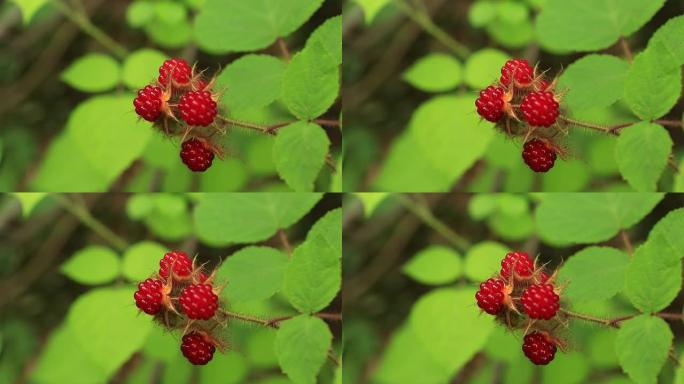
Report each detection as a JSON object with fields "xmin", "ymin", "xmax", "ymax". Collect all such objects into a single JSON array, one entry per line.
[{"xmin": 343, "ymin": 193, "xmax": 684, "ymax": 384}]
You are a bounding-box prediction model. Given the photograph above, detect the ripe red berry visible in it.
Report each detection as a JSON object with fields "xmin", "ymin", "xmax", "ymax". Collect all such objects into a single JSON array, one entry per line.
[
  {"xmin": 180, "ymin": 138, "xmax": 214, "ymax": 172},
  {"xmin": 520, "ymin": 91, "xmax": 559, "ymax": 127},
  {"xmin": 475, "ymin": 86, "xmax": 506, "ymax": 122},
  {"xmin": 179, "ymin": 283, "xmax": 219, "ymax": 320},
  {"xmin": 158, "ymin": 58, "xmax": 192, "ymax": 86},
  {"xmin": 500, "ymin": 251, "xmax": 534, "ymax": 279},
  {"xmin": 500, "ymin": 59, "xmax": 534, "ymax": 86},
  {"xmin": 134, "ymin": 278, "xmax": 164, "ymax": 315},
  {"xmin": 179, "ymin": 91, "xmax": 217, "ymax": 126},
  {"xmin": 159, "ymin": 250, "xmax": 193, "ymax": 280},
  {"xmin": 521, "ymin": 283, "xmax": 560, "ymax": 320},
  {"xmin": 539, "ymin": 271, "xmax": 550, "ymax": 283},
  {"xmin": 522, "ymin": 332, "xmax": 557, "ymax": 365},
  {"xmin": 133, "ymin": 85, "xmax": 163, "ymax": 122},
  {"xmin": 181, "ymin": 332, "xmax": 216, "ymax": 365},
  {"xmin": 475, "ymin": 278, "xmax": 506, "ymax": 315},
  {"xmin": 522, "ymin": 139, "xmax": 557, "ymax": 173}
]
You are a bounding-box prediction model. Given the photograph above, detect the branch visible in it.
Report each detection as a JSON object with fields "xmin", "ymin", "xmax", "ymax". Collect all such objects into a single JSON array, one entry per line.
[
  {"xmin": 55, "ymin": 195, "xmax": 129, "ymax": 252},
  {"xmin": 396, "ymin": 194, "xmax": 470, "ymax": 251},
  {"xmin": 561, "ymin": 309, "xmax": 683, "ymax": 329}
]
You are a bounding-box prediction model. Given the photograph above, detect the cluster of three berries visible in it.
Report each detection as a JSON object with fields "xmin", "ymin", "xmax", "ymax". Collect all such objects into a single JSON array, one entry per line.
[
  {"xmin": 133, "ymin": 58, "xmax": 217, "ymax": 172},
  {"xmin": 475, "ymin": 59, "xmax": 560, "ymax": 172},
  {"xmin": 475, "ymin": 251, "xmax": 561, "ymax": 365},
  {"xmin": 133, "ymin": 250, "xmax": 220, "ymax": 365}
]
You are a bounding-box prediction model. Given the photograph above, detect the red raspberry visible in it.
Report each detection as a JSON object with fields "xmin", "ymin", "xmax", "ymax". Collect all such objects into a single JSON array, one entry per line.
[
  {"xmin": 537, "ymin": 79, "xmax": 550, "ymax": 91},
  {"xmin": 522, "ymin": 332, "xmax": 557, "ymax": 365},
  {"xmin": 500, "ymin": 59, "xmax": 534, "ymax": 86},
  {"xmin": 133, "ymin": 278, "xmax": 163, "ymax": 315},
  {"xmin": 475, "ymin": 86, "xmax": 506, "ymax": 122},
  {"xmin": 500, "ymin": 251, "xmax": 534, "ymax": 279},
  {"xmin": 521, "ymin": 283, "xmax": 560, "ymax": 320},
  {"xmin": 522, "ymin": 139, "xmax": 557, "ymax": 173},
  {"xmin": 158, "ymin": 58, "xmax": 192, "ymax": 86},
  {"xmin": 538, "ymin": 271, "xmax": 550, "ymax": 283},
  {"xmin": 179, "ymin": 91, "xmax": 217, "ymax": 126},
  {"xmin": 159, "ymin": 250, "xmax": 192, "ymax": 280},
  {"xmin": 179, "ymin": 283, "xmax": 219, "ymax": 320},
  {"xmin": 181, "ymin": 332, "xmax": 216, "ymax": 365},
  {"xmin": 180, "ymin": 138, "xmax": 214, "ymax": 172},
  {"xmin": 475, "ymin": 278, "xmax": 506, "ymax": 315},
  {"xmin": 194, "ymin": 80, "xmax": 208, "ymax": 91},
  {"xmin": 520, "ymin": 91, "xmax": 559, "ymax": 127},
  {"xmin": 133, "ymin": 85, "xmax": 163, "ymax": 122}
]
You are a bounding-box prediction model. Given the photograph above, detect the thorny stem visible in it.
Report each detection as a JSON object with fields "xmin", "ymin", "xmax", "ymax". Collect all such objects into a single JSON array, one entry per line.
[
  {"xmin": 392, "ymin": 0, "xmax": 470, "ymax": 59},
  {"xmin": 55, "ymin": 195, "xmax": 129, "ymax": 252},
  {"xmin": 396, "ymin": 194, "xmax": 471, "ymax": 251},
  {"xmin": 561, "ymin": 309, "xmax": 684, "ymax": 329},
  {"xmin": 52, "ymin": 0, "xmax": 128, "ymax": 59}
]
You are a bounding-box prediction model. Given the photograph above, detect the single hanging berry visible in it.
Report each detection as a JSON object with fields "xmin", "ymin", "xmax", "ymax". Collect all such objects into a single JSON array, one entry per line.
[
  {"xmin": 158, "ymin": 58, "xmax": 192, "ymax": 86},
  {"xmin": 179, "ymin": 90, "xmax": 217, "ymax": 127},
  {"xmin": 181, "ymin": 332, "xmax": 216, "ymax": 365},
  {"xmin": 520, "ymin": 91, "xmax": 559, "ymax": 127},
  {"xmin": 521, "ymin": 283, "xmax": 560, "ymax": 320},
  {"xmin": 133, "ymin": 85, "xmax": 163, "ymax": 122},
  {"xmin": 180, "ymin": 138, "xmax": 215, "ymax": 172},
  {"xmin": 134, "ymin": 278, "xmax": 164, "ymax": 315},
  {"xmin": 475, "ymin": 278, "xmax": 506, "ymax": 315},
  {"xmin": 159, "ymin": 250, "xmax": 193, "ymax": 280},
  {"xmin": 179, "ymin": 283, "xmax": 219, "ymax": 320},
  {"xmin": 500, "ymin": 59, "xmax": 534, "ymax": 87},
  {"xmin": 522, "ymin": 139, "xmax": 557, "ymax": 172},
  {"xmin": 500, "ymin": 251, "xmax": 534, "ymax": 279},
  {"xmin": 522, "ymin": 332, "xmax": 557, "ymax": 365},
  {"xmin": 475, "ymin": 86, "xmax": 506, "ymax": 122}
]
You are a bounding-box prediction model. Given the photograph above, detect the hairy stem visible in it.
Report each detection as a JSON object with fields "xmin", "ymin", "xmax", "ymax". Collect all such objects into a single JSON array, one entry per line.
[
  {"xmin": 55, "ymin": 195, "xmax": 129, "ymax": 252},
  {"xmin": 52, "ymin": 0, "xmax": 128, "ymax": 59},
  {"xmin": 562, "ymin": 309, "xmax": 684, "ymax": 329},
  {"xmin": 396, "ymin": 194, "xmax": 471, "ymax": 251}
]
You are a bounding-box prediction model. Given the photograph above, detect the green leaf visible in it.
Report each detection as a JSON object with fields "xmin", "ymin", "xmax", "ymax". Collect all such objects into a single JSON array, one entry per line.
[
  {"xmin": 68, "ymin": 95, "xmax": 152, "ymax": 182},
  {"xmin": 624, "ymin": 45, "xmax": 681, "ymax": 120},
  {"xmin": 67, "ymin": 287, "xmax": 152, "ymax": 376},
  {"xmin": 486, "ymin": 18, "xmax": 534, "ymax": 49},
  {"xmin": 12, "ymin": 192, "xmax": 47, "ymax": 218},
  {"xmin": 535, "ymin": 193, "xmax": 663, "ymax": 246},
  {"xmin": 145, "ymin": 18, "xmax": 191, "ymax": 48},
  {"xmin": 283, "ymin": 208, "xmax": 341, "ymax": 313},
  {"xmin": 647, "ymin": 15, "xmax": 684, "ymax": 67},
  {"xmin": 305, "ymin": 16, "xmax": 342, "ymax": 67},
  {"xmin": 496, "ymin": 1, "xmax": 528, "ymax": 24},
  {"xmin": 31, "ymin": 326, "xmax": 107, "ymax": 384},
  {"xmin": 625, "ymin": 236, "xmax": 682, "ymax": 313},
  {"xmin": 122, "ymin": 49, "xmax": 167, "ymax": 89},
  {"xmin": 126, "ymin": 1, "xmax": 155, "ymax": 28},
  {"xmin": 468, "ymin": 1, "xmax": 496, "ymax": 28},
  {"xmin": 121, "ymin": 241, "xmax": 168, "ymax": 282},
  {"xmin": 154, "ymin": 1, "xmax": 186, "ymax": 24},
  {"xmin": 536, "ymin": 0, "xmax": 665, "ymax": 53},
  {"xmin": 194, "ymin": 0, "xmax": 324, "ymax": 53},
  {"xmin": 354, "ymin": 192, "xmax": 389, "ymax": 217},
  {"xmin": 402, "ymin": 53, "xmax": 462, "ymax": 92},
  {"xmin": 143, "ymin": 326, "xmax": 178, "ymax": 363},
  {"xmin": 557, "ymin": 54, "xmax": 629, "ymax": 112},
  {"xmin": 464, "ymin": 241, "xmax": 510, "ymax": 281},
  {"xmin": 354, "ymin": 0, "xmax": 391, "ymax": 24},
  {"xmin": 194, "ymin": 193, "xmax": 322, "ymax": 246},
  {"xmin": 275, "ymin": 315, "xmax": 332, "ymax": 384},
  {"xmin": 647, "ymin": 208, "xmax": 684, "ymax": 259},
  {"xmin": 216, "ymin": 55, "xmax": 287, "ymax": 111},
  {"xmin": 273, "ymin": 122, "xmax": 330, "ymax": 192},
  {"xmin": 402, "ymin": 246, "xmax": 462, "ymax": 285},
  {"xmin": 616, "ymin": 122, "xmax": 672, "ymax": 191},
  {"xmin": 464, "ymin": 48, "xmax": 509, "ymax": 89},
  {"xmin": 372, "ymin": 324, "xmax": 452, "ymax": 384},
  {"xmin": 198, "ymin": 159, "xmax": 249, "ymax": 192},
  {"xmin": 217, "ymin": 246, "xmax": 289, "ymax": 302},
  {"xmin": 11, "ymin": 0, "xmax": 48, "ymax": 25},
  {"xmin": 409, "ymin": 288, "xmax": 495, "ymax": 373},
  {"xmin": 199, "ymin": 353, "xmax": 248, "ymax": 384},
  {"xmin": 61, "ymin": 54, "xmax": 120, "ymax": 93},
  {"xmin": 282, "ymin": 48, "xmax": 339, "ymax": 120},
  {"xmin": 616, "ymin": 315, "xmax": 672, "ymax": 384},
  {"xmin": 558, "ymin": 246, "xmax": 629, "ymax": 302},
  {"xmin": 61, "ymin": 246, "xmax": 121, "ymax": 285},
  {"xmin": 410, "ymin": 95, "xmax": 495, "ymax": 180},
  {"xmin": 540, "ymin": 353, "xmax": 590, "ymax": 384}
]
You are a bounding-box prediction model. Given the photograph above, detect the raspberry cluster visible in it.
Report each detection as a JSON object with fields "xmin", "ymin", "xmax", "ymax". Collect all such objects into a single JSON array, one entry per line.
[
  {"xmin": 133, "ymin": 250, "xmax": 226, "ymax": 365},
  {"xmin": 475, "ymin": 251, "xmax": 566, "ymax": 365},
  {"xmin": 475, "ymin": 58, "xmax": 565, "ymax": 173},
  {"xmin": 133, "ymin": 58, "xmax": 222, "ymax": 173}
]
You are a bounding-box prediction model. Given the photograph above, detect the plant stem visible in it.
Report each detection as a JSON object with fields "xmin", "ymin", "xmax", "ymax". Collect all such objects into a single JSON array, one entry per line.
[
  {"xmin": 619, "ymin": 37, "xmax": 633, "ymax": 63},
  {"xmin": 52, "ymin": 0, "xmax": 128, "ymax": 59},
  {"xmin": 620, "ymin": 229, "xmax": 633, "ymax": 256},
  {"xmin": 392, "ymin": 0, "xmax": 470, "ymax": 58},
  {"xmin": 55, "ymin": 195, "xmax": 129, "ymax": 252},
  {"xmin": 277, "ymin": 37, "xmax": 291, "ymax": 61},
  {"xmin": 314, "ymin": 119, "xmax": 341, "ymax": 127},
  {"xmin": 396, "ymin": 194, "xmax": 470, "ymax": 251},
  {"xmin": 278, "ymin": 229, "xmax": 293, "ymax": 256},
  {"xmin": 561, "ymin": 309, "xmax": 684, "ymax": 329}
]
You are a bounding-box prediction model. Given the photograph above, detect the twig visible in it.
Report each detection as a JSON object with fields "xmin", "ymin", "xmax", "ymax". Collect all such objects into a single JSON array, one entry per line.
[
  {"xmin": 277, "ymin": 37, "xmax": 291, "ymax": 61},
  {"xmin": 620, "ymin": 229, "xmax": 633, "ymax": 256},
  {"xmin": 278, "ymin": 229, "xmax": 293, "ymax": 256},
  {"xmin": 619, "ymin": 37, "xmax": 633, "ymax": 63},
  {"xmin": 55, "ymin": 195, "xmax": 129, "ymax": 252},
  {"xmin": 314, "ymin": 119, "xmax": 341, "ymax": 127},
  {"xmin": 396, "ymin": 194, "xmax": 470, "ymax": 251}
]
